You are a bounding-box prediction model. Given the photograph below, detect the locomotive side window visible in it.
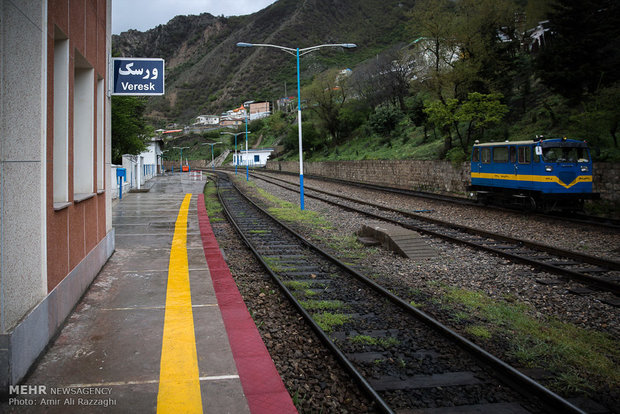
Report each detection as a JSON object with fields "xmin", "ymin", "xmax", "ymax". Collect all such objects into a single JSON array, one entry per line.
[
  {"xmin": 510, "ymin": 147, "xmax": 517, "ymax": 163},
  {"xmin": 493, "ymin": 147, "xmax": 509, "ymax": 163},
  {"xmin": 472, "ymin": 147, "xmax": 479, "ymax": 162},
  {"xmin": 518, "ymin": 147, "xmax": 531, "ymax": 163},
  {"xmin": 481, "ymin": 148, "xmax": 491, "ymax": 163}
]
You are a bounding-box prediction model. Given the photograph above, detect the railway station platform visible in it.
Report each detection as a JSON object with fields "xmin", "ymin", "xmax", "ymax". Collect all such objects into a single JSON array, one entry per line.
[{"xmin": 3, "ymin": 173, "xmax": 296, "ymax": 413}]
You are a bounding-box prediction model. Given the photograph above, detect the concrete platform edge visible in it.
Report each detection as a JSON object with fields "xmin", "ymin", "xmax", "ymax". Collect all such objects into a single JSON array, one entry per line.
[
  {"xmin": 197, "ymin": 194, "xmax": 298, "ymax": 413},
  {"xmin": 0, "ymin": 229, "xmax": 115, "ymax": 396}
]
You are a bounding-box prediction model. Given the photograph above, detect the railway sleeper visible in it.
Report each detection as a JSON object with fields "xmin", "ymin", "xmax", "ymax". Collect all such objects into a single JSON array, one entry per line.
[
  {"xmin": 331, "ymin": 329, "xmax": 401, "ymax": 342},
  {"xmin": 370, "ymin": 371, "xmax": 481, "ymax": 391}
]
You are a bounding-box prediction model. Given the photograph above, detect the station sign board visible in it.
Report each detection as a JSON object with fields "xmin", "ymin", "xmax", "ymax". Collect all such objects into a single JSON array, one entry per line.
[{"xmin": 111, "ymin": 58, "xmax": 165, "ymax": 96}]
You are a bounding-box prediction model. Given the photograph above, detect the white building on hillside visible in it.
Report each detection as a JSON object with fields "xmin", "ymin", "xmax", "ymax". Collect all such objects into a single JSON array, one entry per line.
[{"xmin": 194, "ymin": 114, "xmax": 220, "ymax": 125}]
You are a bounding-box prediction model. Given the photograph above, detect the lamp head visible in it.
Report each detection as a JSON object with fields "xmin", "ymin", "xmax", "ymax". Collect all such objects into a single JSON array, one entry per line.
[
  {"xmin": 341, "ymin": 43, "xmax": 357, "ymax": 49},
  {"xmin": 236, "ymin": 42, "xmax": 254, "ymax": 48}
]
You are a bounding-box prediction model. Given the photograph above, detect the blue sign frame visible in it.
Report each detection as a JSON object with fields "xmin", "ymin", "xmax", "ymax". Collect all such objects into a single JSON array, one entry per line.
[{"xmin": 111, "ymin": 58, "xmax": 165, "ymax": 96}]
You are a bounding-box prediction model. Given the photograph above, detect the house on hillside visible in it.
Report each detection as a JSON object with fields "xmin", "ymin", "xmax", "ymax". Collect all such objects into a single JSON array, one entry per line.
[
  {"xmin": 220, "ymin": 105, "xmax": 246, "ymax": 127},
  {"xmin": 194, "ymin": 114, "xmax": 220, "ymax": 126},
  {"xmin": 249, "ymin": 101, "xmax": 271, "ymax": 121},
  {"xmin": 220, "ymin": 102, "xmax": 273, "ymax": 125}
]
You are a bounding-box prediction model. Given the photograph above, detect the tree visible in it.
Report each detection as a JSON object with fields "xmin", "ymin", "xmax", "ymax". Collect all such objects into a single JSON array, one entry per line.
[
  {"xmin": 351, "ymin": 49, "xmax": 415, "ymax": 112},
  {"xmin": 303, "ymin": 68, "xmax": 350, "ymax": 144},
  {"xmin": 369, "ymin": 104, "xmax": 404, "ymax": 137},
  {"xmin": 407, "ymin": 0, "xmax": 459, "ymax": 101},
  {"xmin": 424, "ymin": 92, "xmax": 508, "ymax": 152},
  {"xmin": 111, "ymin": 96, "xmax": 152, "ymax": 164},
  {"xmin": 452, "ymin": 0, "xmax": 519, "ymax": 97},
  {"xmin": 408, "ymin": 0, "xmax": 518, "ymax": 101},
  {"xmin": 536, "ymin": 0, "xmax": 620, "ymax": 101},
  {"xmin": 570, "ymin": 83, "xmax": 620, "ymax": 153}
]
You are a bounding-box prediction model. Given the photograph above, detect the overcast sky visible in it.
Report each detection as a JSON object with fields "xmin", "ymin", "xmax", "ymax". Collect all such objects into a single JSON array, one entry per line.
[{"xmin": 112, "ymin": 0, "xmax": 278, "ymax": 34}]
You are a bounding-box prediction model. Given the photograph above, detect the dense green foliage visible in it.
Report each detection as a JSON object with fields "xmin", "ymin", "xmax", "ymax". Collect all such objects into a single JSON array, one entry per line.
[
  {"xmin": 111, "ymin": 96, "xmax": 152, "ymax": 164},
  {"xmin": 114, "ymin": 0, "xmax": 620, "ymax": 162},
  {"xmin": 261, "ymin": 0, "xmax": 620, "ymax": 162}
]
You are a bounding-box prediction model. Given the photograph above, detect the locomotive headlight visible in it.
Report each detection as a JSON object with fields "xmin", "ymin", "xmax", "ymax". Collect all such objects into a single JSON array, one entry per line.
[
  {"xmin": 580, "ymin": 165, "xmax": 589, "ymax": 172},
  {"xmin": 545, "ymin": 165, "xmax": 553, "ymax": 172}
]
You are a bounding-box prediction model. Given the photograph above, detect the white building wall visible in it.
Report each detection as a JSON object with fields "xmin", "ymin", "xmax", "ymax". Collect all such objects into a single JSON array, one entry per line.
[
  {"xmin": 233, "ymin": 150, "xmax": 273, "ymax": 167},
  {"xmin": 0, "ymin": 0, "xmax": 48, "ymax": 332}
]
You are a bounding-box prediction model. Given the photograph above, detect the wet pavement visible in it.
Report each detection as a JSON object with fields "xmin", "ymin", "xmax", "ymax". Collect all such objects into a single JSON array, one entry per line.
[{"xmin": 2, "ymin": 173, "xmax": 251, "ymax": 413}]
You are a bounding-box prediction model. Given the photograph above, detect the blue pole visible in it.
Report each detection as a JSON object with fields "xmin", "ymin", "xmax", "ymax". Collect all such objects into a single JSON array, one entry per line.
[
  {"xmin": 212, "ymin": 145, "xmax": 215, "ymax": 171},
  {"xmin": 296, "ymin": 47, "xmax": 304, "ymax": 210},
  {"xmin": 235, "ymin": 135, "xmax": 238, "ymax": 175},
  {"xmin": 245, "ymin": 112, "xmax": 249, "ymax": 181}
]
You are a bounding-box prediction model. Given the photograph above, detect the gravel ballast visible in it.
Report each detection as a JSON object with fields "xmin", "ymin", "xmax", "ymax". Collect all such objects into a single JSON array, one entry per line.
[{"xmin": 209, "ymin": 173, "xmax": 620, "ymax": 413}]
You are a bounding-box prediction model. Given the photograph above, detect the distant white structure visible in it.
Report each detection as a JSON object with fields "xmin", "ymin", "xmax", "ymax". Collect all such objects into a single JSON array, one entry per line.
[
  {"xmin": 220, "ymin": 102, "xmax": 272, "ymax": 124},
  {"xmin": 526, "ymin": 20, "xmax": 551, "ymax": 52},
  {"xmin": 194, "ymin": 114, "xmax": 220, "ymax": 126},
  {"xmin": 121, "ymin": 138, "xmax": 163, "ymax": 190},
  {"xmin": 232, "ymin": 149, "xmax": 274, "ymax": 167}
]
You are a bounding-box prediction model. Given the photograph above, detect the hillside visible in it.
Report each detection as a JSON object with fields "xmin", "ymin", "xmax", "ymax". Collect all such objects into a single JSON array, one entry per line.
[{"xmin": 113, "ymin": 0, "xmax": 416, "ymax": 124}]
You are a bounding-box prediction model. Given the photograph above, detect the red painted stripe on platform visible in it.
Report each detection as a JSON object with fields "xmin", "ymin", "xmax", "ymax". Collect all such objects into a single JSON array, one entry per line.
[{"xmin": 197, "ymin": 194, "xmax": 297, "ymax": 414}]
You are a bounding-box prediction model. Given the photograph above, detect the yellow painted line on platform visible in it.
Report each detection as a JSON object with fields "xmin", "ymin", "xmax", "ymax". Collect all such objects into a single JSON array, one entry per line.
[{"xmin": 157, "ymin": 194, "xmax": 203, "ymax": 413}]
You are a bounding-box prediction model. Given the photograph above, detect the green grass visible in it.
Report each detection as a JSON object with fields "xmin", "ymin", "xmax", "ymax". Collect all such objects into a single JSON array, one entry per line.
[
  {"xmin": 442, "ymin": 286, "xmax": 620, "ymax": 394},
  {"xmin": 465, "ymin": 325, "xmax": 492, "ymax": 339},
  {"xmin": 349, "ymin": 335, "xmax": 400, "ymax": 347},
  {"xmin": 303, "ymin": 127, "xmax": 444, "ymax": 162},
  {"xmin": 203, "ymin": 182, "xmax": 222, "ymax": 216},
  {"xmin": 262, "ymin": 257, "xmax": 296, "ymax": 273},
  {"xmin": 256, "ymin": 187, "xmax": 332, "ymax": 230},
  {"xmin": 283, "ymin": 280, "xmax": 323, "ymax": 298},
  {"xmin": 283, "ymin": 280, "xmax": 312, "ymax": 290},
  {"xmin": 312, "ymin": 312, "xmax": 351, "ymax": 333}
]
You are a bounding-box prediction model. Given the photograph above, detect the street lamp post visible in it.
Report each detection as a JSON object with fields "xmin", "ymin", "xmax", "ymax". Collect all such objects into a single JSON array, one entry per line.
[
  {"xmin": 173, "ymin": 146, "xmax": 189, "ymax": 173},
  {"xmin": 237, "ymin": 42, "xmax": 356, "ymax": 210},
  {"xmin": 243, "ymin": 101, "xmax": 254, "ymax": 182},
  {"xmin": 220, "ymin": 131, "xmax": 250, "ymax": 175},
  {"xmin": 202, "ymin": 142, "xmax": 222, "ymax": 171}
]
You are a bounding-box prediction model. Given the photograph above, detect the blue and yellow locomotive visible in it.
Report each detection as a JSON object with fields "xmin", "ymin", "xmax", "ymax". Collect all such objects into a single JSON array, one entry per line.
[{"xmin": 468, "ymin": 137, "xmax": 598, "ymax": 211}]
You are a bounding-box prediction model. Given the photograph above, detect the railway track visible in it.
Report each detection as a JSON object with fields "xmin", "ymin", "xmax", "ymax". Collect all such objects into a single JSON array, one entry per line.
[
  {"xmin": 216, "ymin": 171, "xmax": 585, "ymax": 413},
  {"xmin": 252, "ymin": 169, "xmax": 620, "ymax": 230},
  {"xmin": 250, "ymin": 171, "xmax": 620, "ymax": 298}
]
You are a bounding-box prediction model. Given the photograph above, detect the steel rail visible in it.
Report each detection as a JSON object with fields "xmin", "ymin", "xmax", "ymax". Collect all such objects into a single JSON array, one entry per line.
[
  {"xmin": 215, "ymin": 172, "xmax": 585, "ymax": 414},
  {"xmin": 251, "ymin": 169, "xmax": 620, "ymax": 230},
  {"xmin": 215, "ymin": 174, "xmax": 394, "ymax": 414},
  {"xmin": 251, "ymin": 171, "xmax": 620, "ymax": 294}
]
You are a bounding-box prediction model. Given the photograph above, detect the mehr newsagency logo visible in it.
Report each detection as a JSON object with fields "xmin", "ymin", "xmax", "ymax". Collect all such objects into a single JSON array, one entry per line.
[{"xmin": 8, "ymin": 384, "xmax": 116, "ymax": 408}]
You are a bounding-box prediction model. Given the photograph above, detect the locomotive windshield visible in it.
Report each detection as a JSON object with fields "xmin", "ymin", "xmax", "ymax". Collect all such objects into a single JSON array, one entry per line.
[{"xmin": 542, "ymin": 146, "xmax": 590, "ymax": 163}]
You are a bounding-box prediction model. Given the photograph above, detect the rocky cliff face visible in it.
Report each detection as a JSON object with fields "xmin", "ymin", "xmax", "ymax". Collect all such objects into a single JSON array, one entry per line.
[{"xmin": 112, "ymin": 0, "xmax": 416, "ymax": 123}]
